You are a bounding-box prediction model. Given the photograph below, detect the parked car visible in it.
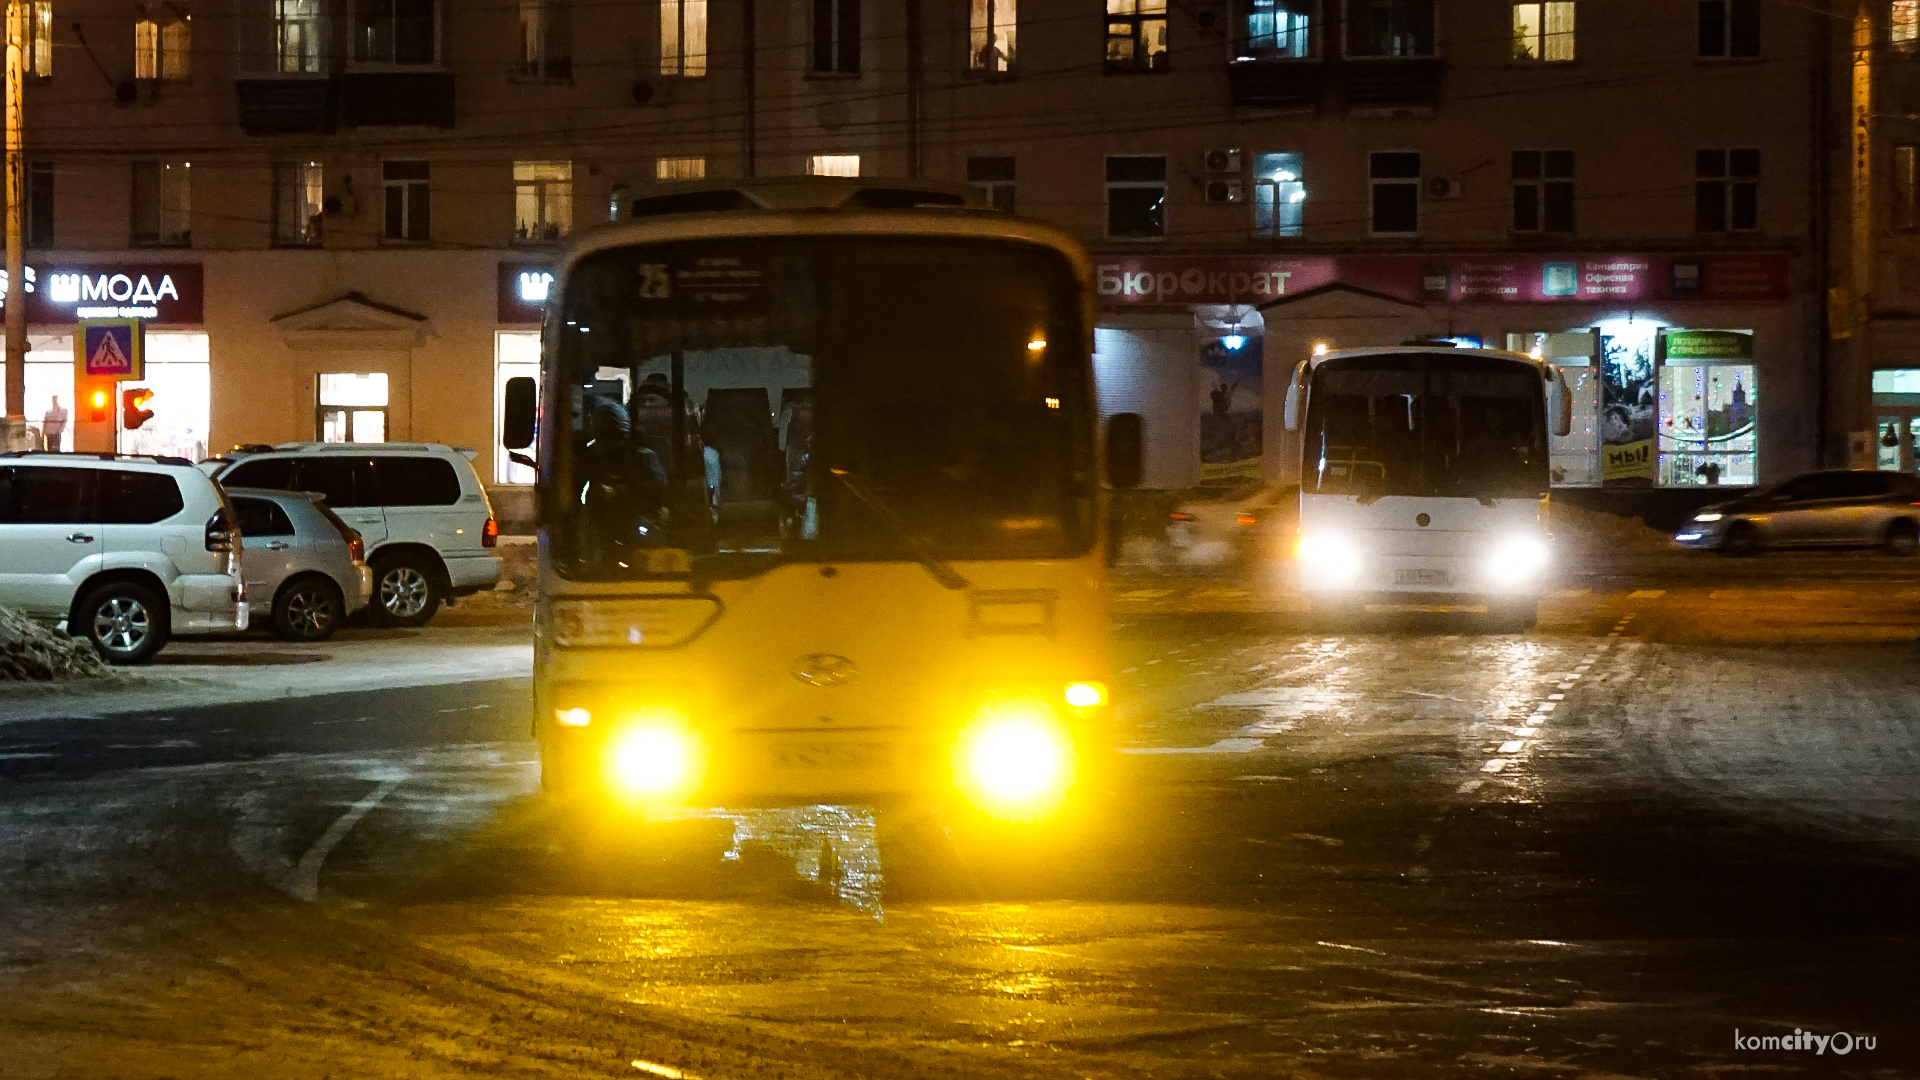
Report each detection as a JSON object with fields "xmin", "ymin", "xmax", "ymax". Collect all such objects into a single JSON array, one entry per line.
[
  {"xmin": 209, "ymin": 443, "xmax": 500, "ymax": 626},
  {"xmin": 227, "ymin": 487, "xmax": 374, "ymax": 641},
  {"xmin": 1674, "ymin": 469, "xmax": 1920, "ymax": 556},
  {"xmin": 0, "ymin": 451, "xmax": 247, "ymax": 664},
  {"xmin": 1167, "ymin": 481, "xmax": 1299, "ymax": 570}
]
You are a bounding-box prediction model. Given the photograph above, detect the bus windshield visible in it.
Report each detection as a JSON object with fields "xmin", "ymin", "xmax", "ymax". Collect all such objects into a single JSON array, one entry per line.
[
  {"xmin": 546, "ymin": 236, "xmax": 1094, "ymax": 581},
  {"xmin": 1303, "ymin": 353, "xmax": 1549, "ymax": 500}
]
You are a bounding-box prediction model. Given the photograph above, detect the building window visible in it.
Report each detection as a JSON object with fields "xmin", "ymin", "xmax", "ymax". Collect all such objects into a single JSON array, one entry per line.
[
  {"xmin": 1658, "ymin": 340, "xmax": 1757, "ymax": 486},
  {"xmin": 275, "ymin": 0, "xmax": 325, "ymax": 72},
  {"xmin": 26, "ymin": 162, "xmax": 53, "ymax": 247},
  {"xmin": 808, "ymin": 154, "xmax": 860, "ymax": 177},
  {"xmin": 1896, "ymin": 0, "xmax": 1918, "ymax": 52},
  {"xmin": 812, "ymin": 0, "xmax": 859, "ymax": 74},
  {"xmin": 272, "ymin": 161, "xmax": 323, "ymax": 246},
  {"xmin": 1695, "ymin": 148, "xmax": 1759, "ymax": 232},
  {"xmin": 1698, "ymin": 0, "xmax": 1759, "ymax": 57},
  {"xmin": 1897, "ymin": 145, "xmax": 1919, "ymax": 231},
  {"xmin": 1243, "ymin": 0, "xmax": 1311, "ymax": 59},
  {"xmin": 27, "ymin": 1, "xmax": 52, "ymax": 77},
  {"xmin": 318, "ymin": 372, "xmax": 388, "ymax": 444},
  {"xmin": 660, "ymin": 0, "xmax": 706, "ymax": 77},
  {"xmin": 1253, "ymin": 152, "xmax": 1304, "ymax": 237},
  {"xmin": 518, "ymin": 0, "xmax": 571, "ymax": 78},
  {"xmin": 1105, "ymin": 155, "xmax": 1166, "ymax": 239},
  {"xmin": 354, "ymin": 0, "xmax": 437, "ymax": 65},
  {"xmin": 656, "ymin": 156, "xmax": 705, "ymax": 180},
  {"xmin": 382, "ymin": 159, "xmax": 429, "ymax": 242},
  {"xmin": 970, "ymin": 0, "xmax": 1016, "ymax": 73},
  {"xmin": 495, "ymin": 332, "xmax": 540, "ymax": 484},
  {"xmin": 134, "ymin": 2, "xmax": 191, "ymax": 81},
  {"xmin": 967, "ymin": 156, "xmax": 1016, "ymax": 212},
  {"xmin": 1347, "ymin": 0, "xmax": 1433, "ymax": 57},
  {"xmin": 1368, "ymin": 151, "xmax": 1420, "ymax": 235},
  {"xmin": 1511, "ymin": 1, "xmax": 1573, "ymax": 60},
  {"xmin": 1106, "ymin": 0, "xmax": 1167, "ymax": 73},
  {"xmin": 514, "ymin": 161, "xmax": 571, "ymax": 243},
  {"xmin": 131, "ymin": 161, "xmax": 190, "ymax": 247},
  {"xmin": 1512, "ymin": 149, "xmax": 1574, "ymax": 233}
]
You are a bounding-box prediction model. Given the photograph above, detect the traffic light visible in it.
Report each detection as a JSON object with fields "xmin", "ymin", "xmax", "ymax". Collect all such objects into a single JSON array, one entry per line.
[
  {"xmin": 122, "ymin": 387, "xmax": 154, "ymax": 431},
  {"xmin": 89, "ymin": 388, "xmax": 109, "ymax": 423}
]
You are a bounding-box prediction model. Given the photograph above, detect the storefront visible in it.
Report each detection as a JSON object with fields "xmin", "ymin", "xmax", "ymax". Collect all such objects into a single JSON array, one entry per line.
[{"xmin": 1089, "ymin": 251, "xmax": 1803, "ymax": 492}]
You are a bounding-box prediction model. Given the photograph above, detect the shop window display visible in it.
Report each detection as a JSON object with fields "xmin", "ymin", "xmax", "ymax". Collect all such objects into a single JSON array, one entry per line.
[
  {"xmin": 1657, "ymin": 361, "xmax": 1756, "ymax": 486},
  {"xmin": 1509, "ymin": 330, "xmax": 1600, "ymax": 486},
  {"xmin": 495, "ymin": 331, "xmax": 540, "ymax": 484},
  {"xmin": 1, "ymin": 332, "xmax": 210, "ymax": 459}
]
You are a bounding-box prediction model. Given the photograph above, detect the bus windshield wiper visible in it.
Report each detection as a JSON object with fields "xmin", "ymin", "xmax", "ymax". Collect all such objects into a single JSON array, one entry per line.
[{"xmin": 828, "ymin": 468, "xmax": 972, "ymax": 591}]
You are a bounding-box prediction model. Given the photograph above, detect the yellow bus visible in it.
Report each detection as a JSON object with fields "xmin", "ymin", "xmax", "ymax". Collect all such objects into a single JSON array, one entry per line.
[{"xmin": 501, "ymin": 177, "xmax": 1126, "ymax": 821}]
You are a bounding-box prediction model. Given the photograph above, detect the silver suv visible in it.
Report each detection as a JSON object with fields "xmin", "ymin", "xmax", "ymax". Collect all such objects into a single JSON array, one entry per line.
[
  {"xmin": 228, "ymin": 487, "xmax": 374, "ymax": 641},
  {"xmin": 0, "ymin": 452, "xmax": 247, "ymax": 664},
  {"xmin": 210, "ymin": 443, "xmax": 500, "ymax": 626}
]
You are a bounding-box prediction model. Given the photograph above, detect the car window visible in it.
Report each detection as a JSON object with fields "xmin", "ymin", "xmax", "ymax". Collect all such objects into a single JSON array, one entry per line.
[
  {"xmin": 97, "ymin": 470, "xmax": 185, "ymax": 525},
  {"xmin": 219, "ymin": 457, "xmax": 295, "ymax": 491},
  {"xmin": 1776, "ymin": 473, "xmax": 1846, "ymax": 501},
  {"xmin": 374, "ymin": 456, "xmax": 462, "ymax": 507},
  {"xmin": 232, "ymin": 497, "xmax": 295, "ymax": 537},
  {"xmin": 292, "ymin": 457, "xmax": 378, "ymax": 508},
  {"xmin": 0, "ymin": 465, "xmax": 97, "ymax": 523}
]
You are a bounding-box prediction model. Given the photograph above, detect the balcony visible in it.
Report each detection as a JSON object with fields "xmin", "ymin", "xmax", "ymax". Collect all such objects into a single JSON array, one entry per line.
[
  {"xmin": 1227, "ymin": 59, "xmax": 1322, "ymax": 110},
  {"xmin": 1341, "ymin": 57, "xmax": 1444, "ymax": 110},
  {"xmin": 340, "ymin": 71, "xmax": 456, "ymax": 127},
  {"xmin": 234, "ymin": 76, "xmax": 334, "ymax": 135}
]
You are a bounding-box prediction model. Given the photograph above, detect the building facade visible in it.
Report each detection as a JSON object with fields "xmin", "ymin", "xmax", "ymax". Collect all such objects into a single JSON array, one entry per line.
[{"xmin": 0, "ymin": 0, "xmax": 1839, "ymax": 522}]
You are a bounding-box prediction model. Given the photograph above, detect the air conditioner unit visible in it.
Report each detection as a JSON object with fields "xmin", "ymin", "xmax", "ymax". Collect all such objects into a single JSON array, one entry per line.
[
  {"xmin": 1425, "ymin": 176, "xmax": 1464, "ymax": 200},
  {"xmin": 1204, "ymin": 148, "xmax": 1243, "ymax": 174},
  {"xmin": 1205, "ymin": 179, "xmax": 1245, "ymax": 204}
]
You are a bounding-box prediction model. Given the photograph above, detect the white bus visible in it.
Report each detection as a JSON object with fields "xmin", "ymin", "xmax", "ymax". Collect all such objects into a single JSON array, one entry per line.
[
  {"xmin": 501, "ymin": 178, "xmax": 1123, "ymax": 821},
  {"xmin": 1281, "ymin": 345, "xmax": 1572, "ymax": 628}
]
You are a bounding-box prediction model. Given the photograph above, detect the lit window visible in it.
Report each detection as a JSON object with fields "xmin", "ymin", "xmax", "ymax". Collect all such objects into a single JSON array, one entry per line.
[
  {"xmin": 273, "ymin": 161, "xmax": 324, "ymax": 246},
  {"xmin": 969, "ymin": 0, "xmax": 1016, "ymax": 74},
  {"xmin": 1242, "ymin": 0, "xmax": 1310, "ymax": 59},
  {"xmin": 656, "ymin": 156, "xmax": 706, "ymax": 180},
  {"xmin": 1368, "ymin": 151, "xmax": 1420, "ymax": 235},
  {"xmin": 518, "ymin": 0, "xmax": 572, "ymax": 78},
  {"xmin": 354, "ymin": 0, "xmax": 437, "ymax": 65},
  {"xmin": 1896, "ymin": 0, "xmax": 1919, "ymax": 51},
  {"xmin": 1897, "ymin": 145, "xmax": 1919, "ymax": 231},
  {"xmin": 275, "ymin": 0, "xmax": 324, "ymax": 72},
  {"xmin": 812, "ymin": 0, "xmax": 859, "ymax": 73},
  {"xmin": 135, "ymin": 2, "xmax": 192, "ymax": 81},
  {"xmin": 1253, "ymin": 152, "xmax": 1304, "ymax": 238},
  {"xmin": 1105, "ymin": 0, "xmax": 1167, "ymax": 73},
  {"xmin": 382, "ymin": 159, "xmax": 429, "ymax": 242},
  {"xmin": 1695, "ymin": 148, "xmax": 1759, "ymax": 232},
  {"xmin": 27, "ymin": 1, "xmax": 52, "ymax": 77},
  {"xmin": 495, "ymin": 332, "xmax": 541, "ymax": 485},
  {"xmin": 1511, "ymin": 1, "xmax": 1573, "ymax": 61},
  {"xmin": 514, "ymin": 160, "xmax": 571, "ymax": 243},
  {"xmin": 1347, "ymin": 0, "xmax": 1433, "ymax": 57},
  {"xmin": 317, "ymin": 372, "xmax": 388, "ymax": 444},
  {"xmin": 660, "ymin": 0, "xmax": 706, "ymax": 76},
  {"xmin": 968, "ymin": 156, "xmax": 1016, "ymax": 212},
  {"xmin": 1512, "ymin": 150, "xmax": 1574, "ymax": 233},
  {"xmin": 1105, "ymin": 155, "xmax": 1166, "ymax": 239},
  {"xmin": 808, "ymin": 154, "xmax": 860, "ymax": 177},
  {"xmin": 1698, "ymin": 0, "xmax": 1759, "ymax": 57},
  {"xmin": 131, "ymin": 161, "xmax": 191, "ymax": 247}
]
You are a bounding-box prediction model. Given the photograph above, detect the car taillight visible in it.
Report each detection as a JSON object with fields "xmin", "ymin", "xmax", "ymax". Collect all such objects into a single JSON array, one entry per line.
[
  {"xmin": 346, "ymin": 529, "xmax": 365, "ymax": 562},
  {"xmin": 1236, "ymin": 514, "xmax": 1257, "ymax": 527},
  {"xmin": 204, "ymin": 509, "xmax": 234, "ymax": 552},
  {"xmin": 483, "ymin": 517, "xmax": 498, "ymax": 548},
  {"xmin": 1169, "ymin": 512, "xmax": 1195, "ymax": 522}
]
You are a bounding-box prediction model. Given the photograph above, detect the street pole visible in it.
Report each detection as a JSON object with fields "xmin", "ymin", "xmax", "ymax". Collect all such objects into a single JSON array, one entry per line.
[
  {"xmin": 1848, "ymin": 0, "xmax": 1875, "ymax": 468},
  {"xmin": 1, "ymin": 0, "xmax": 24, "ymax": 451}
]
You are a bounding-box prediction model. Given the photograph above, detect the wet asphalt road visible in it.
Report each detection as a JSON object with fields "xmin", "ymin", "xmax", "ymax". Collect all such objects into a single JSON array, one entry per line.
[{"xmin": 0, "ymin": 560, "xmax": 1917, "ymax": 1078}]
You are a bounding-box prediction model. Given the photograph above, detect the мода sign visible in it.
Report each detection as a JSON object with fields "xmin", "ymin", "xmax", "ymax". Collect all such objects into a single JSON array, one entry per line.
[
  {"xmin": 0, "ymin": 263, "xmax": 204, "ymax": 323},
  {"xmin": 1092, "ymin": 252, "xmax": 1790, "ymax": 306}
]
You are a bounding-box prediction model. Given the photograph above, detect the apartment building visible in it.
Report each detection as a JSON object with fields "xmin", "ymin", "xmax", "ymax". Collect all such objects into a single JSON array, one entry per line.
[{"xmin": 0, "ymin": 0, "xmax": 1828, "ymax": 516}]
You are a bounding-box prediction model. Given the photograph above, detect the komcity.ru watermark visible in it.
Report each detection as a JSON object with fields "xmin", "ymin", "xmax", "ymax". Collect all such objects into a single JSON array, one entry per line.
[{"xmin": 1735, "ymin": 1029, "xmax": 1877, "ymax": 1054}]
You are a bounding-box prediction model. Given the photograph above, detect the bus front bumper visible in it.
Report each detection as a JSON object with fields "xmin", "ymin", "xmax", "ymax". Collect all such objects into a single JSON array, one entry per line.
[{"xmin": 1295, "ymin": 544, "xmax": 1551, "ymax": 600}]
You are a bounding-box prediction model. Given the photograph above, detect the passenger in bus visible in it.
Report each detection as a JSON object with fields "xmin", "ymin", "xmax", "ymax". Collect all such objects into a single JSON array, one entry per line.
[{"xmin": 580, "ymin": 395, "xmax": 669, "ymax": 569}]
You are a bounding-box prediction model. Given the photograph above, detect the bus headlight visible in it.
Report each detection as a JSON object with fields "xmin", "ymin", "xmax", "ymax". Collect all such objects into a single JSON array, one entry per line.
[
  {"xmin": 1485, "ymin": 534, "xmax": 1550, "ymax": 585},
  {"xmin": 955, "ymin": 703, "xmax": 1076, "ymax": 819},
  {"xmin": 602, "ymin": 717, "xmax": 702, "ymax": 801},
  {"xmin": 1296, "ymin": 533, "xmax": 1362, "ymax": 584}
]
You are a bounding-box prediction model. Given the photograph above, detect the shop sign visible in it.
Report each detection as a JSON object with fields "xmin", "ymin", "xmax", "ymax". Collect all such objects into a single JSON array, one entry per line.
[
  {"xmin": 1092, "ymin": 253, "xmax": 1790, "ymax": 307},
  {"xmin": 1602, "ymin": 440, "xmax": 1655, "ymax": 482},
  {"xmin": 76, "ymin": 319, "xmax": 144, "ymax": 380},
  {"xmin": 0, "ymin": 262, "xmax": 203, "ymax": 323},
  {"xmin": 1662, "ymin": 329, "xmax": 1754, "ymax": 361},
  {"xmin": 498, "ymin": 262, "xmax": 553, "ymax": 323}
]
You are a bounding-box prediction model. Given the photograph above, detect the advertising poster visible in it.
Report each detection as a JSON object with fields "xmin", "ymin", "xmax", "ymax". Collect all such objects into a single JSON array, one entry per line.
[
  {"xmin": 1198, "ymin": 334, "xmax": 1263, "ymax": 482},
  {"xmin": 1599, "ymin": 328, "xmax": 1656, "ymax": 482}
]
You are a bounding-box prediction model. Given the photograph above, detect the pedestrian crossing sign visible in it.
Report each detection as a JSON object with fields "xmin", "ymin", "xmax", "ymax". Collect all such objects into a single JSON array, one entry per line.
[{"xmin": 76, "ymin": 319, "xmax": 144, "ymax": 380}]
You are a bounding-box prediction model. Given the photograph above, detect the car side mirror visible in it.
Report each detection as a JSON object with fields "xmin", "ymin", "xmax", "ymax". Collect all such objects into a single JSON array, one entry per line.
[
  {"xmin": 1547, "ymin": 366, "xmax": 1573, "ymax": 438},
  {"xmin": 503, "ymin": 376, "xmax": 537, "ymax": 450},
  {"xmin": 1106, "ymin": 412, "xmax": 1143, "ymax": 489}
]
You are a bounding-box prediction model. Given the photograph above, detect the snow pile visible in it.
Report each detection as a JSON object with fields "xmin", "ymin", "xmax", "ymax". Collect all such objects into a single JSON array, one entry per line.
[
  {"xmin": 0, "ymin": 605, "xmax": 110, "ymax": 681},
  {"xmin": 1552, "ymin": 503, "xmax": 1676, "ymax": 555}
]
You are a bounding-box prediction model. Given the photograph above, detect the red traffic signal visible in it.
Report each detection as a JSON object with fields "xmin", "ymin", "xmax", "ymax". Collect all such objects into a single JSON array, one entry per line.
[
  {"xmin": 88, "ymin": 388, "xmax": 109, "ymax": 422},
  {"xmin": 122, "ymin": 387, "xmax": 155, "ymax": 430}
]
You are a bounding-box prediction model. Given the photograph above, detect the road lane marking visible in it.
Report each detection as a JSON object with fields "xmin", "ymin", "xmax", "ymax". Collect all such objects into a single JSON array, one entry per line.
[
  {"xmin": 284, "ymin": 778, "xmax": 402, "ymax": 903},
  {"xmin": 1629, "ymin": 589, "xmax": 1665, "ymax": 598},
  {"xmin": 631, "ymin": 1062, "xmax": 697, "ymax": 1079},
  {"xmin": 1481, "ymin": 759, "xmax": 1508, "ymax": 772}
]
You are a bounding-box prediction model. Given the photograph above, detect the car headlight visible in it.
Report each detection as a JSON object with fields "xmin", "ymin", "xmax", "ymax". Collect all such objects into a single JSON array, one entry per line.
[
  {"xmin": 601, "ymin": 715, "xmax": 702, "ymax": 802},
  {"xmin": 954, "ymin": 702, "xmax": 1076, "ymax": 820},
  {"xmin": 1296, "ymin": 533, "xmax": 1362, "ymax": 583},
  {"xmin": 1693, "ymin": 512, "xmax": 1723, "ymax": 522},
  {"xmin": 1484, "ymin": 534, "xmax": 1550, "ymax": 584}
]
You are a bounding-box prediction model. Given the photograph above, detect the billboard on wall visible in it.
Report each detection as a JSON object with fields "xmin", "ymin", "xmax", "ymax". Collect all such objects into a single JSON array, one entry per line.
[
  {"xmin": 1198, "ymin": 336, "xmax": 1263, "ymax": 482},
  {"xmin": 1600, "ymin": 328, "xmax": 1658, "ymax": 482}
]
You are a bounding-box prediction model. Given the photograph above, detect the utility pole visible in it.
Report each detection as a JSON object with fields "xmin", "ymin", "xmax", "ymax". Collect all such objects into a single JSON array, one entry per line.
[
  {"xmin": 1848, "ymin": 0, "xmax": 1875, "ymax": 468},
  {"xmin": 2, "ymin": 0, "xmax": 24, "ymax": 451}
]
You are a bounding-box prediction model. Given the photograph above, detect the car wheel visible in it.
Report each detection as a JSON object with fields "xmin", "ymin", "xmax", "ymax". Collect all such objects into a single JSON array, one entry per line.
[
  {"xmin": 1487, "ymin": 597, "xmax": 1538, "ymax": 632},
  {"xmin": 1719, "ymin": 521, "xmax": 1760, "ymax": 557},
  {"xmin": 1884, "ymin": 519, "xmax": 1920, "ymax": 557},
  {"xmin": 372, "ymin": 553, "xmax": 443, "ymax": 627},
  {"xmin": 273, "ymin": 577, "xmax": 343, "ymax": 641},
  {"xmin": 77, "ymin": 581, "xmax": 170, "ymax": 665}
]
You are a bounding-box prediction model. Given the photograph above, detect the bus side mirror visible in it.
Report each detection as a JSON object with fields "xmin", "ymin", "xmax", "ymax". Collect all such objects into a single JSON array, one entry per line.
[
  {"xmin": 1106, "ymin": 412, "xmax": 1144, "ymax": 489},
  {"xmin": 1547, "ymin": 367, "xmax": 1572, "ymax": 438},
  {"xmin": 1282, "ymin": 361, "xmax": 1308, "ymax": 431},
  {"xmin": 503, "ymin": 376, "xmax": 537, "ymax": 450}
]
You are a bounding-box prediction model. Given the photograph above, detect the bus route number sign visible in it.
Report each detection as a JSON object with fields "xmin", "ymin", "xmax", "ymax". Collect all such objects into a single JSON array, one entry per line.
[{"xmin": 637, "ymin": 258, "xmax": 767, "ymax": 311}]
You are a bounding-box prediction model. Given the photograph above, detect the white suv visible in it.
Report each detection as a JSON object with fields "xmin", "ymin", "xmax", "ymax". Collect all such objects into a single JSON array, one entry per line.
[
  {"xmin": 211, "ymin": 443, "xmax": 501, "ymax": 626},
  {"xmin": 0, "ymin": 452, "xmax": 248, "ymax": 664}
]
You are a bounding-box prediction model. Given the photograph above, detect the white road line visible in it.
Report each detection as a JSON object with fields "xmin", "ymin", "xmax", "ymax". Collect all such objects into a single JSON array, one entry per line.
[
  {"xmin": 1481, "ymin": 759, "xmax": 1508, "ymax": 773},
  {"xmin": 1498, "ymin": 740, "xmax": 1525, "ymax": 753},
  {"xmin": 284, "ymin": 778, "xmax": 402, "ymax": 903}
]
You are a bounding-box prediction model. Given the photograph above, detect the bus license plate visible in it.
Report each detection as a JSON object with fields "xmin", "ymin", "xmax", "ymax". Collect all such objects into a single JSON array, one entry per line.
[
  {"xmin": 772, "ymin": 742, "xmax": 893, "ymax": 770},
  {"xmin": 1395, "ymin": 568, "xmax": 1451, "ymax": 586}
]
